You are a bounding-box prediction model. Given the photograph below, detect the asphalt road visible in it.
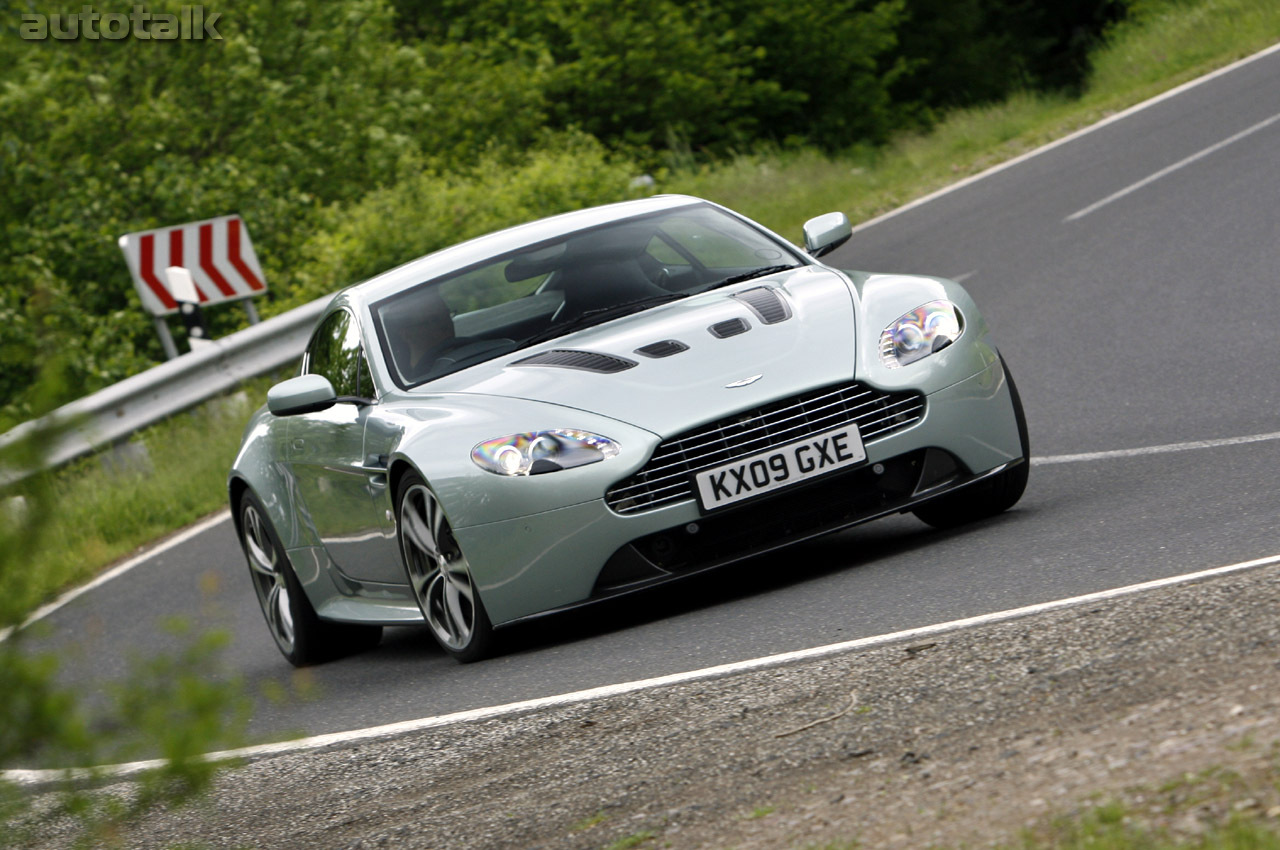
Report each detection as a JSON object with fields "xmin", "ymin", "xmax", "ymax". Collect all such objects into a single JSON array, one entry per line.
[{"xmin": 23, "ymin": 45, "xmax": 1280, "ymax": 748}]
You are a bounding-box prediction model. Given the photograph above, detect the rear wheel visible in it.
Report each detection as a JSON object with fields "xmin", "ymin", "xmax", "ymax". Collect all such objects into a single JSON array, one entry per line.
[
  {"xmin": 396, "ymin": 473, "xmax": 495, "ymax": 663},
  {"xmin": 912, "ymin": 355, "xmax": 1029, "ymax": 529},
  {"xmin": 238, "ymin": 492, "xmax": 382, "ymax": 666}
]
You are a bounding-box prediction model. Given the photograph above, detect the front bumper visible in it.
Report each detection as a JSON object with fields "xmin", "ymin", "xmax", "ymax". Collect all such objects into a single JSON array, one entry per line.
[{"xmin": 454, "ymin": 358, "xmax": 1023, "ymax": 625}]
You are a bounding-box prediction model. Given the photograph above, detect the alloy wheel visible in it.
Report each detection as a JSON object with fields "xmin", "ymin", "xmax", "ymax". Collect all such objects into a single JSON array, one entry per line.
[
  {"xmin": 399, "ymin": 483, "xmax": 479, "ymax": 652},
  {"xmin": 242, "ymin": 502, "xmax": 295, "ymax": 653}
]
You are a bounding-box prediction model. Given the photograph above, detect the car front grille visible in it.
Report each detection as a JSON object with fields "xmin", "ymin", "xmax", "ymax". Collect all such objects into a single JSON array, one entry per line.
[{"xmin": 605, "ymin": 381, "xmax": 926, "ymax": 514}]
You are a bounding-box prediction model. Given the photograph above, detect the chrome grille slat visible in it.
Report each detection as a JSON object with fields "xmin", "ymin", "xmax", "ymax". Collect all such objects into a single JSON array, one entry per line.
[
  {"xmin": 659, "ymin": 386, "xmax": 857, "ymax": 449},
  {"xmin": 605, "ymin": 381, "xmax": 926, "ymax": 514},
  {"xmin": 634, "ymin": 411, "xmax": 851, "ymax": 478},
  {"xmin": 654, "ymin": 391, "xmax": 873, "ymax": 457}
]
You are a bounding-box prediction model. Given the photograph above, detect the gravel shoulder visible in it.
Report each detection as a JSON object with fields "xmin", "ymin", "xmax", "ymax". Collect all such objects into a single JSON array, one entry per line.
[{"xmin": 22, "ymin": 560, "xmax": 1280, "ymax": 849}]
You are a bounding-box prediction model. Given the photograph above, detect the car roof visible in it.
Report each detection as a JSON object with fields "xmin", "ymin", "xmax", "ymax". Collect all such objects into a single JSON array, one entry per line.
[{"xmin": 342, "ymin": 194, "xmax": 706, "ymax": 308}]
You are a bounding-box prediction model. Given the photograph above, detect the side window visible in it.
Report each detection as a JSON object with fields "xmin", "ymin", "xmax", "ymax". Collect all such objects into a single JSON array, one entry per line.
[{"xmin": 305, "ymin": 310, "xmax": 368, "ymax": 399}]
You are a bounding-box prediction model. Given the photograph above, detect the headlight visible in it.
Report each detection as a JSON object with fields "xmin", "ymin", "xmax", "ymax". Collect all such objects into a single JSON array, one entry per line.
[
  {"xmin": 471, "ymin": 430, "xmax": 620, "ymax": 476},
  {"xmin": 878, "ymin": 300, "xmax": 963, "ymax": 369}
]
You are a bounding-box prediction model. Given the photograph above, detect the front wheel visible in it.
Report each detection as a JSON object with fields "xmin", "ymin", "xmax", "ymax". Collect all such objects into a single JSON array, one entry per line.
[
  {"xmin": 912, "ymin": 355, "xmax": 1029, "ymax": 529},
  {"xmin": 396, "ymin": 473, "xmax": 495, "ymax": 663},
  {"xmin": 238, "ymin": 492, "xmax": 382, "ymax": 666}
]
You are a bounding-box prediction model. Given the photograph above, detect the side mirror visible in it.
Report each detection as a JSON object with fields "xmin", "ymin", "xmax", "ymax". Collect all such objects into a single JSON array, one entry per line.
[
  {"xmin": 802, "ymin": 212, "xmax": 852, "ymax": 258},
  {"xmin": 268, "ymin": 374, "xmax": 337, "ymax": 416}
]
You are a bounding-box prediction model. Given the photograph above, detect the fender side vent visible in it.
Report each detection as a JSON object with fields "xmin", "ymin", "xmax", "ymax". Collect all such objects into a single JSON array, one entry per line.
[
  {"xmin": 733, "ymin": 286, "xmax": 791, "ymax": 324},
  {"xmin": 511, "ymin": 349, "xmax": 637, "ymax": 373},
  {"xmin": 709, "ymin": 318, "xmax": 751, "ymax": 339},
  {"xmin": 635, "ymin": 340, "xmax": 689, "ymax": 358}
]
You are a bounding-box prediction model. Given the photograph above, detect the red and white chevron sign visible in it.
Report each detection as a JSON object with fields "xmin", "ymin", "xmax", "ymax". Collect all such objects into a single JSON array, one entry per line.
[{"xmin": 119, "ymin": 215, "xmax": 266, "ymax": 316}]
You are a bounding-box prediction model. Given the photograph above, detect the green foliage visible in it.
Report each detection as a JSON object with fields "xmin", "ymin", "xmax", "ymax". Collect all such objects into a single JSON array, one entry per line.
[
  {"xmin": 891, "ymin": 0, "xmax": 1129, "ymax": 115},
  {"xmin": 726, "ymin": 0, "xmax": 908, "ymax": 149},
  {"xmin": 0, "ymin": 0, "xmax": 549, "ymax": 425}
]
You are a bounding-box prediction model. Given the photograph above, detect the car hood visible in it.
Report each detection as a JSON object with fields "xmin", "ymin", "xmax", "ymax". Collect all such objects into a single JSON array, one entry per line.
[{"xmin": 415, "ymin": 266, "xmax": 860, "ymax": 438}]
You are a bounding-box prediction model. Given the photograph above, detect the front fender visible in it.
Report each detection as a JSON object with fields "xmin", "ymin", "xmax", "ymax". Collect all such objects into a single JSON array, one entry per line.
[
  {"xmin": 227, "ymin": 405, "xmax": 304, "ymax": 548},
  {"xmin": 842, "ymin": 269, "xmax": 1000, "ymax": 394}
]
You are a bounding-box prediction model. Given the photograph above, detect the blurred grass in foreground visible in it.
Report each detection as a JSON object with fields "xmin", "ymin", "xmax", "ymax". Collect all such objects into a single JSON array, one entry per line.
[
  {"xmin": 1, "ymin": 369, "xmax": 251, "ymax": 848},
  {"xmin": 5, "ymin": 0, "xmax": 1280, "ymax": 622}
]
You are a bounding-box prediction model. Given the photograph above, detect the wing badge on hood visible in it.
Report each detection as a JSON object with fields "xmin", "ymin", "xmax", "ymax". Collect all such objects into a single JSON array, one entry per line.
[{"xmin": 724, "ymin": 374, "xmax": 763, "ymax": 388}]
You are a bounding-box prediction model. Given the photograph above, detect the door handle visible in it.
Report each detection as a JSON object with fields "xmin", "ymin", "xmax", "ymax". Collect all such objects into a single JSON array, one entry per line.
[{"xmin": 292, "ymin": 438, "xmax": 305, "ymax": 450}]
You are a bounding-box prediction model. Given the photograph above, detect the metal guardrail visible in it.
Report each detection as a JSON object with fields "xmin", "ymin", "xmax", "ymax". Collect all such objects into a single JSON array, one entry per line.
[{"xmin": 0, "ymin": 295, "xmax": 330, "ymax": 485}]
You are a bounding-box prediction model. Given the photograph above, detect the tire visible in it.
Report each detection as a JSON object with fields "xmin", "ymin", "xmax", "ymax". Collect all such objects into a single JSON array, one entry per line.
[
  {"xmin": 238, "ymin": 492, "xmax": 383, "ymax": 667},
  {"xmin": 396, "ymin": 472, "xmax": 496, "ymax": 663},
  {"xmin": 912, "ymin": 354, "xmax": 1030, "ymax": 530}
]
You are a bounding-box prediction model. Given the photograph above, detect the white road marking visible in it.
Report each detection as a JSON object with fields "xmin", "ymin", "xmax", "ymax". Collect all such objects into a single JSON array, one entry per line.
[
  {"xmin": 952, "ymin": 271, "xmax": 977, "ymax": 283},
  {"xmin": 0, "ymin": 509, "xmax": 231, "ymax": 642},
  {"xmin": 8, "ymin": 550, "xmax": 1280, "ymax": 785},
  {"xmin": 1033, "ymin": 429, "xmax": 1280, "ymax": 466},
  {"xmin": 1064, "ymin": 110, "xmax": 1280, "ymax": 221},
  {"xmin": 847, "ymin": 40, "xmax": 1280, "ymax": 238}
]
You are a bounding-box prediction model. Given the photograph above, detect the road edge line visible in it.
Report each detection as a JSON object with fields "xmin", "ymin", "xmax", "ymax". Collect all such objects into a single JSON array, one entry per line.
[
  {"xmin": 0, "ymin": 509, "xmax": 232, "ymax": 642},
  {"xmin": 9, "ymin": 551, "xmax": 1279, "ymax": 786}
]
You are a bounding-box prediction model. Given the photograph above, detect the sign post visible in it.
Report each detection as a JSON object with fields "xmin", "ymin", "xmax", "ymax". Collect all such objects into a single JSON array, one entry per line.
[
  {"xmin": 119, "ymin": 214, "xmax": 268, "ymax": 358},
  {"xmin": 165, "ymin": 266, "xmax": 214, "ymax": 352}
]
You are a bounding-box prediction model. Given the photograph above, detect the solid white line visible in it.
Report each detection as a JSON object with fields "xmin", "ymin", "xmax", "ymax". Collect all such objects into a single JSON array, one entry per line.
[
  {"xmin": 0, "ymin": 509, "xmax": 232, "ymax": 642},
  {"xmin": 1033, "ymin": 429, "xmax": 1280, "ymax": 466},
  {"xmin": 847, "ymin": 40, "xmax": 1280, "ymax": 238},
  {"xmin": 1064, "ymin": 110, "xmax": 1280, "ymax": 221},
  {"xmin": 8, "ymin": 550, "xmax": 1280, "ymax": 786}
]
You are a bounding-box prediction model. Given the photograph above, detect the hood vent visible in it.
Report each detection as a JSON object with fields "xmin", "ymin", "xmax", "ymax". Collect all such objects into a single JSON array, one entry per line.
[
  {"xmin": 709, "ymin": 318, "xmax": 751, "ymax": 339},
  {"xmin": 733, "ymin": 286, "xmax": 791, "ymax": 324},
  {"xmin": 635, "ymin": 339, "xmax": 689, "ymax": 358},
  {"xmin": 511, "ymin": 349, "xmax": 638, "ymax": 374}
]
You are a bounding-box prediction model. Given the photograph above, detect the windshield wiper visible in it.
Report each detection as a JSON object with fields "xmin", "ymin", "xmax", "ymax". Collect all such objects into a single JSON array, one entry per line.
[
  {"xmin": 522, "ymin": 293, "xmax": 687, "ymax": 346},
  {"xmin": 702, "ymin": 264, "xmax": 799, "ymax": 291}
]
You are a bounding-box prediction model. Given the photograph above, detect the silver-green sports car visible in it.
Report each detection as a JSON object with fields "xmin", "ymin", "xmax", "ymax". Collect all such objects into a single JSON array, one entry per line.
[{"xmin": 229, "ymin": 195, "xmax": 1029, "ymax": 665}]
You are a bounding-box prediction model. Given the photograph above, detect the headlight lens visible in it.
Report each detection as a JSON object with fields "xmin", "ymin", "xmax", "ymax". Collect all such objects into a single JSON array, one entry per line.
[
  {"xmin": 878, "ymin": 300, "xmax": 963, "ymax": 369},
  {"xmin": 471, "ymin": 430, "xmax": 620, "ymax": 476}
]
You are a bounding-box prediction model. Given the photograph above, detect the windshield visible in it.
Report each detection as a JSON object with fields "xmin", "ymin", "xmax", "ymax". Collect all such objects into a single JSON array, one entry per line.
[{"xmin": 371, "ymin": 203, "xmax": 805, "ymax": 388}]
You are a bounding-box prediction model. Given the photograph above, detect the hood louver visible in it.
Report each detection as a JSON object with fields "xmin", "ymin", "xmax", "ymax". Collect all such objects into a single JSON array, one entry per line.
[
  {"xmin": 635, "ymin": 340, "xmax": 689, "ymax": 358},
  {"xmin": 709, "ymin": 318, "xmax": 751, "ymax": 339},
  {"xmin": 510, "ymin": 349, "xmax": 638, "ymax": 374},
  {"xmin": 733, "ymin": 286, "xmax": 792, "ymax": 324}
]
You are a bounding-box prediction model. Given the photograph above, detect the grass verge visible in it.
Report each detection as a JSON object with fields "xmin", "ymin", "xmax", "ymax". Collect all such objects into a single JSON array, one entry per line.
[
  {"xmin": 1005, "ymin": 759, "xmax": 1280, "ymax": 850},
  {"xmin": 6, "ymin": 0, "xmax": 1280, "ymax": 622}
]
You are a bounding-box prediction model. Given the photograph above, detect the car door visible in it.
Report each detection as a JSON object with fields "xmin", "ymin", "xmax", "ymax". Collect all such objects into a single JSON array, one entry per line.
[{"xmin": 289, "ymin": 308, "xmax": 401, "ymax": 584}]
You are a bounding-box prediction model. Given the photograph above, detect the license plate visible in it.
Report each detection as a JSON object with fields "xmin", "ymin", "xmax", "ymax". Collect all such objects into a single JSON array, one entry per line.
[{"xmin": 694, "ymin": 424, "xmax": 867, "ymax": 511}]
